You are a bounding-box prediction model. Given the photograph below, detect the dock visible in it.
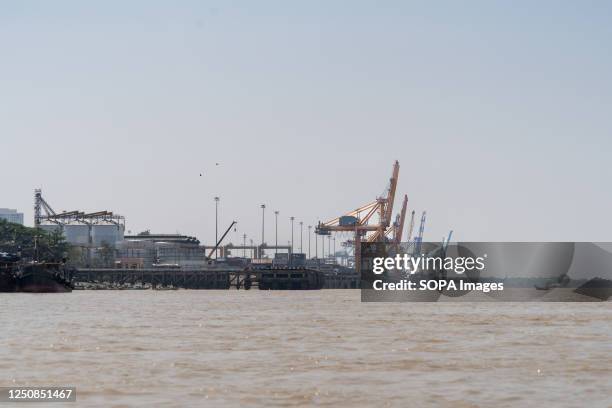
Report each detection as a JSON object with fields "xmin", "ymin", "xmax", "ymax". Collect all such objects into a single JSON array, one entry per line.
[
  {"xmin": 74, "ymin": 266, "xmax": 335, "ymax": 290},
  {"xmin": 75, "ymin": 268, "xmax": 231, "ymax": 289}
]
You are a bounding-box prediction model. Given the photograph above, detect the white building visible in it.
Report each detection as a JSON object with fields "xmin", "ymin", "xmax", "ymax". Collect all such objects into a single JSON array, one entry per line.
[{"xmin": 0, "ymin": 208, "xmax": 24, "ymax": 225}]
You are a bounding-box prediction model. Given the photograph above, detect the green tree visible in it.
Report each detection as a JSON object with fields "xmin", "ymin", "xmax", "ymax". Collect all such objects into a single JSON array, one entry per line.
[{"xmin": 0, "ymin": 219, "xmax": 70, "ymax": 262}]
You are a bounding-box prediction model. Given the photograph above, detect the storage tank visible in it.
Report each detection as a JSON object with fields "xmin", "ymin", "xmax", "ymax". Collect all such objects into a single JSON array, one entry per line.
[
  {"xmin": 62, "ymin": 225, "xmax": 90, "ymax": 245},
  {"xmin": 92, "ymin": 224, "xmax": 124, "ymax": 246}
]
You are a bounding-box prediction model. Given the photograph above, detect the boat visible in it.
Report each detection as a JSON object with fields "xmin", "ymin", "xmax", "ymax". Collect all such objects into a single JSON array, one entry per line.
[
  {"xmin": 534, "ymin": 273, "xmax": 571, "ymax": 290},
  {"xmin": 14, "ymin": 262, "xmax": 74, "ymax": 293},
  {"xmin": 0, "ymin": 252, "xmax": 73, "ymax": 293},
  {"xmin": 0, "ymin": 252, "xmax": 19, "ymax": 291}
]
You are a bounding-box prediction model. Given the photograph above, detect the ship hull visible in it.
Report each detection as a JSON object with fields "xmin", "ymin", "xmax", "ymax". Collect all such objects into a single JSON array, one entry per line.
[
  {"xmin": 14, "ymin": 264, "xmax": 73, "ymax": 293},
  {"xmin": 0, "ymin": 268, "xmax": 17, "ymax": 292}
]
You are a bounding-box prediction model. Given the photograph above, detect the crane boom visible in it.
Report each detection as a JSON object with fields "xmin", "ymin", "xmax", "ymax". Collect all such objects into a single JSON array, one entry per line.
[
  {"xmin": 443, "ymin": 230, "xmax": 453, "ymax": 250},
  {"xmin": 393, "ymin": 195, "xmax": 408, "ymax": 243},
  {"xmin": 383, "ymin": 161, "xmax": 400, "ymax": 227},
  {"xmin": 406, "ymin": 210, "xmax": 415, "ymax": 243},
  {"xmin": 208, "ymin": 221, "xmax": 237, "ymax": 259},
  {"xmin": 415, "ymin": 211, "xmax": 427, "ymax": 254}
]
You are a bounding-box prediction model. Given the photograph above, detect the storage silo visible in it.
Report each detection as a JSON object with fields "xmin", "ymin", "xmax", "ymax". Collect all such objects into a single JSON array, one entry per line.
[
  {"xmin": 63, "ymin": 225, "xmax": 91, "ymax": 245},
  {"xmin": 92, "ymin": 224, "xmax": 124, "ymax": 246}
]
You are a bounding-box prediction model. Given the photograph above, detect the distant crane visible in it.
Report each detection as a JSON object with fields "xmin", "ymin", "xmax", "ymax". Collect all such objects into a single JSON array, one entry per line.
[
  {"xmin": 386, "ymin": 195, "xmax": 408, "ymax": 244},
  {"xmin": 207, "ymin": 221, "xmax": 237, "ymax": 259},
  {"xmin": 316, "ymin": 160, "xmax": 400, "ymax": 273},
  {"xmin": 443, "ymin": 230, "xmax": 453, "ymax": 250},
  {"xmin": 414, "ymin": 211, "xmax": 427, "ymax": 255},
  {"xmin": 406, "ymin": 210, "xmax": 416, "ymax": 243}
]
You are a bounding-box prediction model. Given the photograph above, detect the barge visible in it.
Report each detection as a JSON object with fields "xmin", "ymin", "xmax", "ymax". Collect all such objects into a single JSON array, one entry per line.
[{"xmin": 0, "ymin": 252, "xmax": 73, "ymax": 293}]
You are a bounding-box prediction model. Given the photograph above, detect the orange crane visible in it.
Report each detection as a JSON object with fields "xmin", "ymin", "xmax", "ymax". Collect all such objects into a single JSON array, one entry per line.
[
  {"xmin": 316, "ymin": 160, "xmax": 400, "ymax": 272},
  {"xmin": 392, "ymin": 195, "xmax": 408, "ymax": 243},
  {"xmin": 384, "ymin": 194, "xmax": 408, "ymax": 243}
]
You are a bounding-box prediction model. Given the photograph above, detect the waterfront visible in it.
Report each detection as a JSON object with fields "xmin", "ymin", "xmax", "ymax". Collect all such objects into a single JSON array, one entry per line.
[{"xmin": 1, "ymin": 291, "xmax": 611, "ymax": 407}]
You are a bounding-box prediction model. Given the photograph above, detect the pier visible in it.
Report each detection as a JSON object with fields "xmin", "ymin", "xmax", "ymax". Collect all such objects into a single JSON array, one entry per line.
[
  {"xmin": 74, "ymin": 266, "xmax": 335, "ymax": 290},
  {"xmin": 74, "ymin": 268, "xmax": 231, "ymax": 289}
]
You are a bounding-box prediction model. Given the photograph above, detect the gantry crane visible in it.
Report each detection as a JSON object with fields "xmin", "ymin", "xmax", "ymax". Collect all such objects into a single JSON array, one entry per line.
[
  {"xmin": 442, "ymin": 230, "xmax": 453, "ymax": 251},
  {"xmin": 316, "ymin": 160, "xmax": 400, "ymax": 272},
  {"xmin": 406, "ymin": 210, "xmax": 416, "ymax": 243},
  {"xmin": 414, "ymin": 211, "xmax": 427, "ymax": 254},
  {"xmin": 385, "ymin": 194, "xmax": 408, "ymax": 244}
]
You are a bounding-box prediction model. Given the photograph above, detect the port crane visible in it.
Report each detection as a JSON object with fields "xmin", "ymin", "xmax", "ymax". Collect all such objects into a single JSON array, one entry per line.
[
  {"xmin": 442, "ymin": 230, "xmax": 453, "ymax": 251},
  {"xmin": 414, "ymin": 211, "xmax": 427, "ymax": 254},
  {"xmin": 207, "ymin": 220, "xmax": 237, "ymax": 259},
  {"xmin": 316, "ymin": 160, "xmax": 400, "ymax": 272},
  {"xmin": 385, "ymin": 194, "xmax": 408, "ymax": 244},
  {"xmin": 406, "ymin": 210, "xmax": 416, "ymax": 243}
]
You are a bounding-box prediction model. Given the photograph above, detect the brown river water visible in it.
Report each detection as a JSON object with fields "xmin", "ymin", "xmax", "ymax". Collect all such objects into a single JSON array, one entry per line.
[{"xmin": 1, "ymin": 290, "xmax": 611, "ymax": 407}]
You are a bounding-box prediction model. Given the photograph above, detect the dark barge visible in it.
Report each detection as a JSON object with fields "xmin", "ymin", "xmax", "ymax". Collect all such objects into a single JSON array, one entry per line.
[
  {"xmin": 0, "ymin": 252, "xmax": 19, "ymax": 291},
  {"xmin": 0, "ymin": 252, "xmax": 73, "ymax": 293},
  {"xmin": 15, "ymin": 263, "xmax": 73, "ymax": 293}
]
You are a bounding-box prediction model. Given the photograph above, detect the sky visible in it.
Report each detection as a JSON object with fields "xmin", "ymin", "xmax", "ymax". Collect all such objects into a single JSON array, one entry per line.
[{"xmin": 1, "ymin": 0, "xmax": 611, "ymax": 248}]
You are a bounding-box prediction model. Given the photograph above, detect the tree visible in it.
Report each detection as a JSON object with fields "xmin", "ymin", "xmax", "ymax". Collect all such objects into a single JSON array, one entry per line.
[{"xmin": 0, "ymin": 219, "xmax": 70, "ymax": 262}]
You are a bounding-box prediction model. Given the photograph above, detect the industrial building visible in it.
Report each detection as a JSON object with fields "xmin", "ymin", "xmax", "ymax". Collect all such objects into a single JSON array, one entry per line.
[
  {"xmin": 116, "ymin": 234, "xmax": 208, "ymax": 269},
  {"xmin": 0, "ymin": 208, "xmax": 24, "ymax": 225},
  {"xmin": 34, "ymin": 189, "xmax": 125, "ymax": 247}
]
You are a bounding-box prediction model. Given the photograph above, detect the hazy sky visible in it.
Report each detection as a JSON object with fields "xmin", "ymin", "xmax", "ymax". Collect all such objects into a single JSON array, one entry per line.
[{"xmin": 2, "ymin": 1, "xmax": 611, "ymax": 247}]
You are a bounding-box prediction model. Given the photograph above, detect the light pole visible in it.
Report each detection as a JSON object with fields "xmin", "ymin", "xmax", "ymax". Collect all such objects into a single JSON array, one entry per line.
[
  {"xmin": 308, "ymin": 225, "xmax": 312, "ymax": 259},
  {"xmin": 315, "ymin": 230, "xmax": 318, "ymax": 260},
  {"xmin": 260, "ymin": 204, "xmax": 266, "ymax": 259},
  {"xmin": 299, "ymin": 221, "xmax": 303, "ymax": 253},
  {"xmin": 274, "ymin": 211, "xmax": 279, "ymax": 256},
  {"xmin": 333, "ymin": 236, "xmax": 336, "ymax": 264},
  {"xmin": 242, "ymin": 233, "xmax": 246, "ymax": 258},
  {"xmin": 321, "ymin": 233, "xmax": 324, "ymax": 259},
  {"xmin": 290, "ymin": 216, "xmax": 295, "ymax": 254},
  {"xmin": 214, "ymin": 196, "xmax": 220, "ymax": 259},
  {"xmin": 34, "ymin": 235, "xmax": 40, "ymax": 261},
  {"xmin": 328, "ymin": 235, "xmax": 331, "ymax": 261}
]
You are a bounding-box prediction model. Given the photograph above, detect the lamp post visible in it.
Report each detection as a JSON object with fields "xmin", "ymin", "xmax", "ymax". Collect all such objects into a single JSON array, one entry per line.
[
  {"xmin": 308, "ymin": 225, "xmax": 312, "ymax": 259},
  {"xmin": 260, "ymin": 204, "xmax": 266, "ymax": 258},
  {"xmin": 242, "ymin": 233, "xmax": 246, "ymax": 258},
  {"xmin": 214, "ymin": 196, "xmax": 220, "ymax": 259},
  {"xmin": 299, "ymin": 221, "xmax": 303, "ymax": 253},
  {"xmin": 321, "ymin": 234, "xmax": 324, "ymax": 259},
  {"xmin": 290, "ymin": 216, "xmax": 295, "ymax": 254},
  {"xmin": 328, "ymin": 235, "xmax": 331, "ymax": 261},
  {"xmin": 274, "ymin": 211, "xmax": 279, "ymax": 256},
  {"xmin": 333, "ymin": 236, "xmax": 336, "ymax": 264},
  {"xmin": 315, "ymin": 230, "xmax": 318, "ymax": 261}
]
